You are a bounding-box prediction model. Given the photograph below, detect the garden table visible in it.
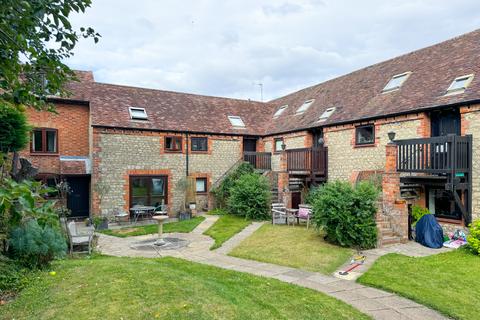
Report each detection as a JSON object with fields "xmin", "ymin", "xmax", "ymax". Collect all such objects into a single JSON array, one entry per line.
[{"xmin": 130, "ymin": 206, "xmax": 156, "ymax": 223}]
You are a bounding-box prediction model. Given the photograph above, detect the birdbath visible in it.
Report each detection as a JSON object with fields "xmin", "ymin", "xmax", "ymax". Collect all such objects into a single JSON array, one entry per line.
[{"xmin": 152, "ymin": 215, "xmax": 169, "ymax": 246}]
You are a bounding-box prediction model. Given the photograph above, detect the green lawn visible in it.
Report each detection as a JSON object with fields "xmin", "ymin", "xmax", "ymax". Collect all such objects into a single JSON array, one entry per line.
[
  {"xmin": 1, "ymin": 256, "xmax": 370, "ymax": 320},
  {"xmin": 358, "ymin": 250, "xmax": 480, "ymax": 320},
  {"xmin": 229, "ymin": 224, "xmax": 353, "ymax": 274},
  {"xmin": 100, "ymin": 216, "xmax": 205, "ymax": 238},
  {"xmin": 203, "ymin": 215, "xmax": 251, "ymax": 249}
]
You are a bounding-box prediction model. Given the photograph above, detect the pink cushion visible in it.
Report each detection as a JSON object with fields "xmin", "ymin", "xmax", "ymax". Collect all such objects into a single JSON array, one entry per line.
[{"xmin": 298, "ymin": 208, "xmax": 310, "ymax": 218}]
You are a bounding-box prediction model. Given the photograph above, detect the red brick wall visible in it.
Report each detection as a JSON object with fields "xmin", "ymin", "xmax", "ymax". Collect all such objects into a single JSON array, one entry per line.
[{"xmin": 20, "ymin": 103, "xmax": 90, "ymax": 174}]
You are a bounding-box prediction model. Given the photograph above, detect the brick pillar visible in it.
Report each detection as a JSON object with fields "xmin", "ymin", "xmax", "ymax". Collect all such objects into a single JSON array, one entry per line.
[
  {"xmin": 381, "ymin": 143, "xmax": 408, "ymax": 243},
  {"xmin": 277, "ymin": 150, "xmax": 291, "ymax": 208}
]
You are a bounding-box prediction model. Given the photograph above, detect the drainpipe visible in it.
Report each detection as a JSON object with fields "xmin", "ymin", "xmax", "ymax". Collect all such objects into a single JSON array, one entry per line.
[{"xmin": 185, "ymin": 132, "xmax": 189, "ymax": 177}]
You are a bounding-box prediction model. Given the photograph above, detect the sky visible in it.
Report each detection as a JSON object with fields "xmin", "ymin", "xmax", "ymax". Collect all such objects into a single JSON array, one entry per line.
[{"xmin": 67, "ymin": 0, "xmax": 480, "ymax": 101}]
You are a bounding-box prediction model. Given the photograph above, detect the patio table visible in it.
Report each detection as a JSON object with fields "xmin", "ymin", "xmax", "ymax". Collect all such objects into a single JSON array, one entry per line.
[
  {"xmin": 130, "ymin": 206, "xmax": 156, "ymax": 223},
  {"xmin": 285, "ymin": 208, "xmax": 298, "ymax": 226}
]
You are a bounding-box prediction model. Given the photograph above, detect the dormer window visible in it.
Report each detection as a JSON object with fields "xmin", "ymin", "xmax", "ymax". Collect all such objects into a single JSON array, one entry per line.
[
  {"xmin": 318, "ymin": 107, "xmax": 336, "ymax": 122},
  {"xmin": 382, "ymin": 72, "xmax": 411, "ymax": 92},
  {"xmin": 446, "ymin": 74, "xmax": 474, "ymax": 95},
  {"xmin": 296, "ymin": 99, "xmax": 314, "ymax": 114},
  {"xmin": 228, "ymin": 116, "xmax": 245, "ymax": 128},
  {"xmin": 273, "ymin": 105, "xmax": 288, "ymax": 118},
  {"xmin": 129, "ymin": 107, "xmax": 148, "ymax": 120}
]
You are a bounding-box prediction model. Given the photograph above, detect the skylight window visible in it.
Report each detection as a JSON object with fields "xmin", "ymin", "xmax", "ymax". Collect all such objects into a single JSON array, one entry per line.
[
  {"xmin": 446, "ymin": 74, "xmax": 474, "ymax": 95},
  {"xmin": 228, "ymin": 116, "xmax": 245, "ymax": 127},
  {"xmin": 318, "ymin": 107, "xmax": 336, "ymax": 122},
  {"xmin": 382, "ymin": 72, "xmax": 411, "ymax": 92},
  {"xmin": 273, "ymin": 105, "xmax": 288, "ymax": 118},
  {"xmin": 129, "ymin": 107, "xmax": 148, "ymax": 120},
  {"xmin": 296, "ymin": 99, "xmax": 314, "ymax": 114}
]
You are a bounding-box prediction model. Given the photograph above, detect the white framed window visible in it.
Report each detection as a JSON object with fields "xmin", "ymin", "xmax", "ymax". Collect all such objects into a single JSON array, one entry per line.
[
  {"xmin": 445, "ymin": 74, "xmax": 474, "ymax": 95},
  {"xmin": 129, "ymin": 107, "xmax": 148, "ymax": 120},
  {"xmin": 318, "ymin": 107, "xmax": 336, "ymax": 122},
  {"xmin": 273, "ymin": 105, "xmax": 288, "ymax": 118},
  {"xmin": 296, "ymin": 99, "xmax": 314, "ymax": 114},
  {"xmin": 382, "ymin": 72, "xmax": 411, "ymax": 92},
  {"xmin": 196, "ymin": 178, "xmax": 207, "ymax": 193},
  {"xmin": 228, "ymin": 116, "xmax": 245, "ymax": 127}
]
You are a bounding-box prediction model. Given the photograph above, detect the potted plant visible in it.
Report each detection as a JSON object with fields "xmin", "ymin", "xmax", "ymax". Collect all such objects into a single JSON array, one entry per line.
[
  {"xmin": 93, "ymin": 216, "xmax": 109, "ymax": 230},
  {"xmin": 176, "ymin": 177, "xmax": 196, "ymax": 220}
]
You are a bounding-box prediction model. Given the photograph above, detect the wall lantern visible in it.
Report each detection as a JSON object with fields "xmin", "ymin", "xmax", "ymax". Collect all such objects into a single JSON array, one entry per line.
[{"xmin": 388, "ymin": 131, "xmax": 396, "ymax": 143}]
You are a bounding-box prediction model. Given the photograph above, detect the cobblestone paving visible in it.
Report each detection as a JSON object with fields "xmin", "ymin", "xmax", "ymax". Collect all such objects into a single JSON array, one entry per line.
[{"xmin": 97, "ymin": 216, "xmax": 449, "ymax": 320}]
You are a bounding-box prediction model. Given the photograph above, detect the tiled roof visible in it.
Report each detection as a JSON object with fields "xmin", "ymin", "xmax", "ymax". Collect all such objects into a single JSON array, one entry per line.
[
  {"xmin": 89, "ymin": 82, "xmax": 274, "ymax": 136},
  {"xmin": 266, "ymin": 29, "xmax": 480, "ymax": 134},
  {"xmin": 63, "ymin": 29, "xmax": 480, "ymax": 136}
]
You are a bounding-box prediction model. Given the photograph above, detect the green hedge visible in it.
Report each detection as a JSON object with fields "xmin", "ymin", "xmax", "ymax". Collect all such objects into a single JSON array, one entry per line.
[
  {"xmin": 309, "ymin": 181, "xmax": 379, "ymax": 249},
  {"xmin": 211, "ymin": 163, "xmax": 254, "ymax": 208}
]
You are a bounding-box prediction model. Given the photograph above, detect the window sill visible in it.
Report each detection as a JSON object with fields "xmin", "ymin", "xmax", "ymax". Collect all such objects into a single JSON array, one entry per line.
[
  {"xmin": 196, "ymin": 192, "xmax": 208, "ymax": 195},
  {"xmin": 353, "ymin": 143, "xmax": 376, "ymax": 149},
  {"xmin": 29, "ymin": 152, "xmax": 59, "ymax": 156},
  {"xmin": 164, "ymin": 150, "xmax": 183, "ymax": 153},
  {"xmin": 191, "ymin": 151, "xmax": 209, "ymax": 154}
]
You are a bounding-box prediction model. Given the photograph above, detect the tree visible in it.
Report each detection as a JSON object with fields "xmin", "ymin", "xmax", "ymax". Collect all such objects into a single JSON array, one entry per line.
[{"xmin": 0, "ymin": 0, "xmax": 100, "ymax": 110}]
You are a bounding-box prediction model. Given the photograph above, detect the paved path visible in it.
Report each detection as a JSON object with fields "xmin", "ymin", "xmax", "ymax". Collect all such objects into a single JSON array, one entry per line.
[
  {"xmin": 96, "ymin": 217, "xmax": 449, "ymax": 320},
  {"xmin": 214, "ymin": 221, "xmax": 265, "ymax": 254},
  {"xmin": 334, "ymin": 242, "xmax": 453, "ymax": 281}
]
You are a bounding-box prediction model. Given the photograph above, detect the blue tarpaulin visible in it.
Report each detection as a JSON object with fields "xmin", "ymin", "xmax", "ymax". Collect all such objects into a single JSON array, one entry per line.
[{"xmin": 415, "ymin": 214, "xmax": 444, "ymax": 249}]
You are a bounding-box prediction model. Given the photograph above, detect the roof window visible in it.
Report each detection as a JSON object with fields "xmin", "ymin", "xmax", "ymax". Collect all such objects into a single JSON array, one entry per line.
[
  {"xmin": 446, "ymin": 74, "xmax": 474, "ymax": 95},
  {"xmin": 382, "ymin": 72, "xmax": 411, "ymax": 92},
  {"xmin": 273, "ymin": 105, "xmax": 288, "ymax": 118},
  {"xmin": 129, "ymin": 107, "xmax": 148, "ymax": 120},
  {"xmin": 228, "ymin": 116, "xmax": 245, "ymax": 127},
  {"xmin": 318, "ymin": 107, "xmax": 336, "ymax": 122},
  {"xmin": 296, "ymin": 99, "xmax": 314, "ymax": 114}
]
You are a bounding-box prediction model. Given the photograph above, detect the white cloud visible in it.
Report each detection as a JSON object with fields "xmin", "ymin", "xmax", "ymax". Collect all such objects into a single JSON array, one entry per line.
[{"xmin": 67, "ymin": 0, "xmax": 480, "ymax": 101}]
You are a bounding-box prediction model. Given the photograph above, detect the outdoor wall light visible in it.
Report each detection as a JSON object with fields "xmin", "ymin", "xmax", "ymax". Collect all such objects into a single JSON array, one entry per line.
[
  {"xmin": 388, "ymin": 131, "xmax": 396, "ymax": 142},
  {"xmin": 281, "ymin": 142, "xmax": 286, "ymax": 150}
]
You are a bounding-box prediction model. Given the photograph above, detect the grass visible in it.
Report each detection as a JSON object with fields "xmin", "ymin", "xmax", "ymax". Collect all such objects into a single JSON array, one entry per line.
[
  {"xmin": 358, "ymin": 249, "xmax": 480, "ymax": 320},
  {"xmin": 100, "ymin": 216, "xmax": 205, "ymax": 238},
  {"xmin": 206, "ymin": 208, "xmax": 228, "ymax": 215},
  {"xmin": 229, "ymin": 224, "xmax": 353, "ymax": 274},
  {"xmin": 203, "ymin": 215, "xmax": 252, "ymax": 249},
  {"xmin": 0, "ymin": 256, "xmax": 370, "ymax": 320}
]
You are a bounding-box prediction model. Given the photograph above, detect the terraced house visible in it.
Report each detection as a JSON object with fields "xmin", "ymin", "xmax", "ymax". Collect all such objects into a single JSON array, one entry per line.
[{"xmin": 21, "ymin": 29, "xmax": 480, "ymax": 245}]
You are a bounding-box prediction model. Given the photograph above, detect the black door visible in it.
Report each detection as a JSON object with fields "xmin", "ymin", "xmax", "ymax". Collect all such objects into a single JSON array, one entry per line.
[
  {"xmin": 312, "ymin": 129, "xmax": 324, "ymax": 147},
  {"xmin": 67, "ymin": 176, "xmax": 90, "ymax": 218},
  {"xmin": 243, "ymin": 138, "xmax": 257, "ymax": 152},
  {"xmin": 430, "ymin": 109, "xmax": 460, "ymax": 137}
]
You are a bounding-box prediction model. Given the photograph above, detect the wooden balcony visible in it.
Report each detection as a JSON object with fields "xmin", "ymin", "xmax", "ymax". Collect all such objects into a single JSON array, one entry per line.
[
  {"xmin": 286, "ymin": 147, "xmax": 328, "ymax": 177},
  {"xmin": 396, "ymin": 135, "xmax": 472, "ymax": 175},
  {"xmin": 243, "ymin": 152, "xmax": 272, "ymax": 171},
  {"xmin": 396, "ymin": 134, "xmax": 472, "ymax": 224}
]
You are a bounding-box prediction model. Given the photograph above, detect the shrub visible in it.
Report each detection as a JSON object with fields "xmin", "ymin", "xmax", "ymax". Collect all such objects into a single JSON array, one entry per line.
[
  {"xmin": 211, "ymin": 162, "xmax": 254, "ymax": 208},
  {"xmin": 310, "ymin": 181, "xmax": 379, "ymax": 249},
  {"xmin": 0, "ymin": 255, "xmax": 30, "ymax": 294},
  {"xmin": 467, "ymin": 220, "xmax": 480, "ymax": 255},
  {"xmin": 412, "ymin": 205, "xmax": 430, "ymax": 226},
  {"xmin": 228, "ymin": 173, "xmax": 271, "ymax": 220},
  {"xmin": 0, "ymin": 102, "xmax": 30, "ymax": 153},
  {"xmin": 8, "ymin": 219, "xmax": 67, "ymax": 268}
]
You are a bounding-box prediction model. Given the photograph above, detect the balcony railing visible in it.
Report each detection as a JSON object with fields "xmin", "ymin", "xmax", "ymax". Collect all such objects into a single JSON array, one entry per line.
[
  {"xmin": 396, "ymin": 135, "xmax": 472, "ymax": 174},
  {"xmin": 243, "ymin": 152, "xmax": 272, "ymax": 170},
  {"xmin": 286, "ymin": 147, "xmax": 328, "ymax": 175}
]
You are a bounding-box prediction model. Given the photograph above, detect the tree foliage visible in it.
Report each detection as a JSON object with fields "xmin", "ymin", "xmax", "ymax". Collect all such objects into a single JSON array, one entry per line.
[
  {"xmin": 309, "ymin": 181, "xmax": 379, "ymax": 249},
  {"xmin": 0, "ymin": 101, "xmax": 30, "ymax": 153},
  {"xmin": 0, "ymin": 0, "xmax": 100, "ymax": 109}
]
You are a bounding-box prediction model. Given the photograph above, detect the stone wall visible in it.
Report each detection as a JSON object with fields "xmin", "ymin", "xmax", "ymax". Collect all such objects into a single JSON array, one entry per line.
[
  {"xmin": 93, "ymin": 128, "xmax": 242, "ymax": 216},
  {"xmin": 325, "ymin": 114, "xmax": 424, "ymax": 182},
  {"xmin": 461, "ymin": 104, "xmax": 480, "ymax": 221}
]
